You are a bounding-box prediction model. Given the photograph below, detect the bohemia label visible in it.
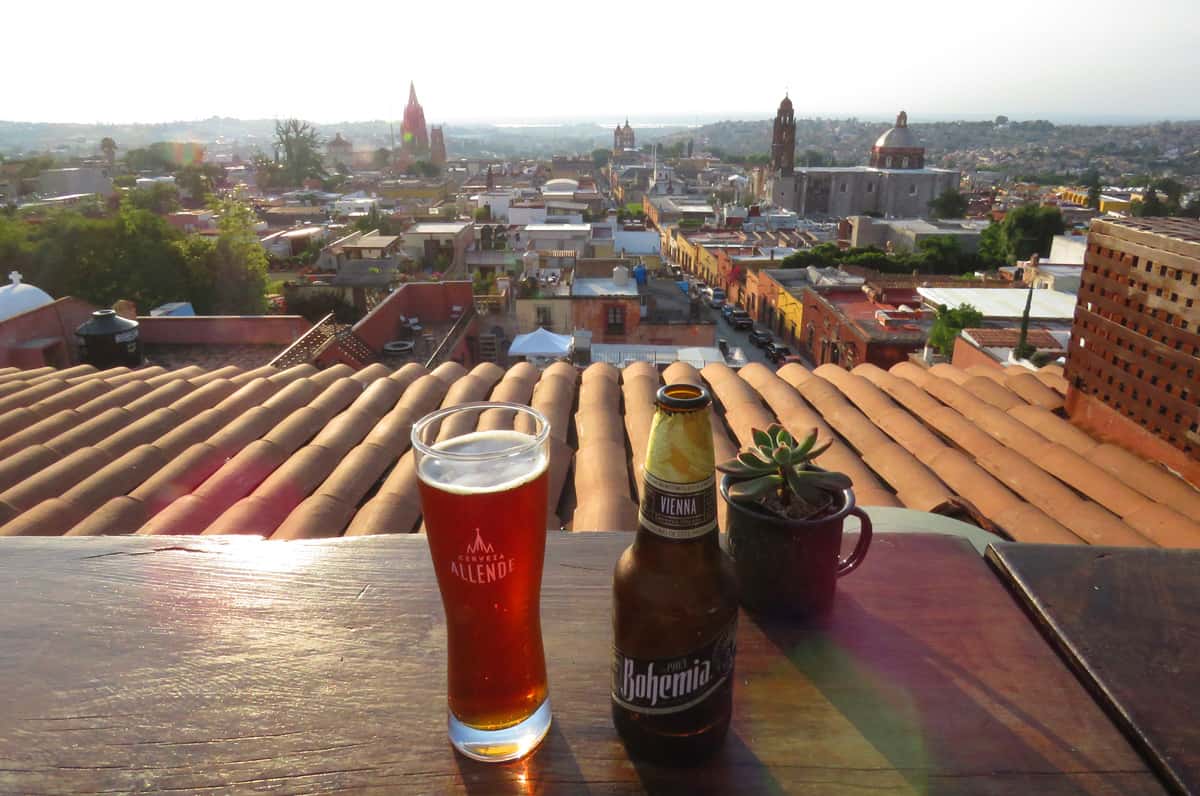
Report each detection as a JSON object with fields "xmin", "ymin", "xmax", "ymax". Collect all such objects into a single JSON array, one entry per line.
[
  {"xmin": 612, "ymin": 620, "xmax": 737, "ymax": 715},
  {"xmin": 451, "ymin": 529, "xmax": 515, "ymax": 585}
]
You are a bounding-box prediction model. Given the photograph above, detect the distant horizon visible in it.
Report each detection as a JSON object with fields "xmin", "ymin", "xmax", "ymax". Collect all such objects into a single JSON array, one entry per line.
[{"xmin": 4, "ymin": 110, "xmax": 1199, "ymax": 130}]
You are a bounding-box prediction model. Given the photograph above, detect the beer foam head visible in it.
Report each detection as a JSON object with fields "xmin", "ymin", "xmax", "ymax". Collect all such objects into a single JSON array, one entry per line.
[{"xmin": 418, "ymin": 429, "xmax": 548, "ymax": 494}]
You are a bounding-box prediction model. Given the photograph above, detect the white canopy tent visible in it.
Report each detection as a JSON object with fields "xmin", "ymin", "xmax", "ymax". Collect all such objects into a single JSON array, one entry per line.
[{"xmin": 508, "ymin": 327, "xmax": 573, "ymax": 358}]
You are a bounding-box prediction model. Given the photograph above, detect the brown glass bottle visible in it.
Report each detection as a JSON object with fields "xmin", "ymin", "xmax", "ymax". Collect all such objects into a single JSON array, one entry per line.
[{"xmin": 612, "ymin": 383, "xmax": 739, "ymax": 764}]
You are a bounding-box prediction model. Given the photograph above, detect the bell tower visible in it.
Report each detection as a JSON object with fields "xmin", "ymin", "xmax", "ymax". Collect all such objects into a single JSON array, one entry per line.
[{"xmin": 770, "ymin": 95, "xmax": 795, "ymax": 176}]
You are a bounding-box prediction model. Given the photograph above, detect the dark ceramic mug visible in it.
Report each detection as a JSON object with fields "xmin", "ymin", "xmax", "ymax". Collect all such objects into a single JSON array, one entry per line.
[{"xmin": 720, "ymin": 476, "xmax": 872, "ymax": 618}]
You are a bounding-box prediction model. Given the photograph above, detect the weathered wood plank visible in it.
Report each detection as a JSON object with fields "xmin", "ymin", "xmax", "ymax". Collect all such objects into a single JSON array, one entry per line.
[
  {"xmin": 988, "ymin": 542, "xmax": 1200, "ymax": 796},
  {"xmin": 0, "ymin": 533, "xmax": 1165, "ymax": 794}
]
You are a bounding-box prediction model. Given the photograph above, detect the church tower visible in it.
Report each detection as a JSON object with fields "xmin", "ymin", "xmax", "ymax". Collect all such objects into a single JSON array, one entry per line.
[
  {"xmin": 430, "ymin": 126, "xmax": 446, "ymax": 166},
  {"xmin": 401, "ymin": 81, "xmax": 430, "ymax": 153},
  {"xmin": 770, "ymin": 95, "xmax": 795, "ymax": 176},
  {"xmin": 613, "ymin": 118, "xmax": 635, "ymax": 152}
]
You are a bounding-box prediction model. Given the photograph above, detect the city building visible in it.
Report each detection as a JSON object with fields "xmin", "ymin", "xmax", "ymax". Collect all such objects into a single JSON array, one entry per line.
[
  {"xmin": 849, "ymin": 215, "xmax": 989, "ymax": 254},
  {"xmin": 326, "ymin": 134, "xmax": 353, "ymax": 170},
  {"xmin": 401, "ymin": 81, "xmax": 429, "ymax": 154},
  {"xmin": 1065, "ymin": 217, "xmax": 1200, "ymax": 485},
  {"xmin": 37, "ymin": 167, "xmax": 113, "ymax": 199},
  {"xmin": 402, "ymin": 221, "xmax": 474, "ymax": 272},
  {"xmin": 803, "ymin": 282, "xmax": 933, "ymax": 369},
  {"xmin": 766, "ymin": 111, "xmax": 959, "ymax": 219}
]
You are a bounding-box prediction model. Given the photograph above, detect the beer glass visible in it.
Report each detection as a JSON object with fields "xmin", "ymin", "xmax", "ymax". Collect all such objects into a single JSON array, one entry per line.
[{"xmin": 412, "ymin": 401, "xmax": 552, "ymax": 762}]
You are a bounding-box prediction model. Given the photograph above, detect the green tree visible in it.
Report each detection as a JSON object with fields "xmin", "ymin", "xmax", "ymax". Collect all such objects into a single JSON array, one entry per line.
[
  {"xmin": 273, "ymin": 119, "xmax": 327, "ymax": 187},
  {"xmin": 1131, "ymin": 188, "xmax": 1166, "ymax": 217},
  {"xmin": 128, "ymin": 182, "xmax": 181, "ymax": 214},
  {"xmin": 927, "ymin": 303, "xmax": 983, "ymax": 357},
  {"xmin": 591, "ymin": 148, "xmax": 610, "ymax": 169},
  {"xmin": 981, "ymin": 205, "xmax": 1064, "ymax": 264},
  {"xmin": 914, "ymin": 235, "xmax": 963, "ymax": 270},
  {"xmin": 373, "ymin": 147, "xmax": 392, "ymax": 169},
  {"xmin": 181, "ymin": 199, "xmax": 268, "ymax": 314},
  {"xmin": 928, "ymin": 189, "xmax": 968, "ymax": 219},
  {"xmin": 174, "ymin": 163, "xmax": 224, "ymax": 202},
  {"xmin": 125, "ymin": 145, "xmax": 176, "ymax": 173},
  {"xmin": 100, "ymin": 137, "xmax": 117, "ymax": 164}
]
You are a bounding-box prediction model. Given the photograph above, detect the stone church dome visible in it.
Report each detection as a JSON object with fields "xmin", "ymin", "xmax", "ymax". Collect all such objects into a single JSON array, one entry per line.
[
  {"xmin": 0, "ymin": 272, "xmax": 53, "ymax": 321},
  {"xmin": 874, "ymin": 125, "xmax": 918, "ymax": 150}
]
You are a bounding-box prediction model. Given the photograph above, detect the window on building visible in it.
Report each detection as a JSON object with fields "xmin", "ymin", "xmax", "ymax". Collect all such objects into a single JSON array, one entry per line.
[
  {"xmin": 866, "ymin": 183, "xmax": 874, "ymax": 193},
  {"xmin": 886, "ymin": 157, "xmax": 893, "ymax": 168},
  {"xmin": 535, "ymin": 305, "xmax": 552, "ymax": 328},
  {"xmin": 901, "ymin": 157, "xmax": 910, "ymax": 168},
  {"xmin": 607, "ymin": 304, "xmax": 625, "ymax": 334},
  {"xmin": 840, "ymin": 183, "xmax": 847, "ymax": 193},
  {"xmin": 908, "ymin": 184, "xmax": 918, "ymax": 195}
]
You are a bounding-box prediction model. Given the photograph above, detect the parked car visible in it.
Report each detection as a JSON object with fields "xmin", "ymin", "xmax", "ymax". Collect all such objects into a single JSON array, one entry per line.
[
  {"xmin": 708, "ymin": 289, "xmax": 726, "ymax": 308},
  {"xmin": 765, "ymin": 343, "xmax": 795, "ymax": 364},
  {"xmin": 729, "ymin": 310, "xmax": 753, "ymax": 330},
  {"xmin": 749, "ymin": 329, "xmax": 774, "ymax": 347},
  {"xmin": 721, "ymin": 304, "xmax": 737, "ymax": 320},
  {"xmin": 717, "ymin": 338, "xmax": 730, "ymax": 356},
  {"xmin": 777, "ymin": 354, "xmax": 805, "ymax": 367}
]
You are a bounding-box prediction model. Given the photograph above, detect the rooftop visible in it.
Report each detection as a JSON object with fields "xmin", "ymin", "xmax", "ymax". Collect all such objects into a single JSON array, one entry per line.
[
  {"xmin": 571, "ymin": 278, "xmax": 639, "ymax": 298},
  {"xmin": 0, "ymin": 358, "xmax": 1197, "ymax": 548},
  {"xmin": 342, "ymin": 235, "xmax": 400, "ymax": 249},
  {"xmin": 917, "ymin": 287, "xmax": 1078, "ymax": 320},
  {"xmin": 524, "ymin": 224, "xmax": 591, "ymax": 233},
  {"xmin": 408, "ymin": 223, "xmax": 471, "ymax": 235}
]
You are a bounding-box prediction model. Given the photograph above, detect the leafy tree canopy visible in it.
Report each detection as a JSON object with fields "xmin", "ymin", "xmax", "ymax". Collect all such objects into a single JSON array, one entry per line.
[
  {"xmin": 273, "ymin": 118, "xmax": 327, "ymax": 187},
  {"xmin": 928, "ymin": 303, "xmax": 983, "ymax": 356},
  {"xmin": 928, "ymin": 188, "xmax": 968, "ymax": 219}
]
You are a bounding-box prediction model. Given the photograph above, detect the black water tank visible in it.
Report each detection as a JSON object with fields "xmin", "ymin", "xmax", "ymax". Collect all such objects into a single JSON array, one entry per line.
[{"xmin": 76, "ymin": 309, "xmax": 142, "ymax": 368}]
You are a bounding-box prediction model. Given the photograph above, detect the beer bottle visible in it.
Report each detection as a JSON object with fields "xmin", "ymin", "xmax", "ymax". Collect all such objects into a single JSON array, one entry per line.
[{"xmin": 612, "ymin": 383, "xmax": 738, "ymax": 763}]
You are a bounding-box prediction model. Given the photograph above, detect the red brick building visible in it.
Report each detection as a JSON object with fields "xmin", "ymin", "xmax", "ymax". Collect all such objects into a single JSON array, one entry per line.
[
  {"xmin": 802, "ymin": 286, "xmax": 932, "ymax": 370},
  {"xmin": 1065, "ymin": 217, "xmax": 1200, "ymax": 485}
]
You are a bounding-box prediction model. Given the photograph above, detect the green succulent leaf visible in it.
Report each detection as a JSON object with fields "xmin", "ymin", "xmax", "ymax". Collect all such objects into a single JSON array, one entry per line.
[
  {"xmin": 738, "ymin": 450, "xmax": 774, "ymax": 468},
  {"xmin": 717, "ymin": 458, "xmax": 768, "ymax": 476},
  {"xmin": 806, "ymin": 440, "xmax": 833, "ymax": 461},
  {"xmin": 775, "ymin": 427, "xmax": 794, "ymax": 448},
  {"xmin": 794, "ymin": 428, "xmax": 819, "ymax": 457},
  {"xmin": 728, "ymin": 474, "xmax": 783, "ymax": 502},
  {"xmin": 772, "ymin": 445, "xmax": 792, "ymax": 467},
  {"xmin": 752, "ymin": 428, "xmax": 773, "ymax": 448}
]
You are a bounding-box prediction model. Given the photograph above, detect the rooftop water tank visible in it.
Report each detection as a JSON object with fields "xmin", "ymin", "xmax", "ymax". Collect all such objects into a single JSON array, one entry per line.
[{"xmin": 76, "ymin": 309, "xmax": 142, "ymax": 368}]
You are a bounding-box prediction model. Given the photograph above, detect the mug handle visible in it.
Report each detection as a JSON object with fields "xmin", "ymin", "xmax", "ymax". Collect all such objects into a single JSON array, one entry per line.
[{"xmin": 837, "ymin": 508, "xmax": 873, "ymax": 577}]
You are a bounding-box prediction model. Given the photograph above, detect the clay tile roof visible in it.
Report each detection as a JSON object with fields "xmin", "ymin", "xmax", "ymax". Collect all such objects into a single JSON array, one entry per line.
[
  {"xmin": 963, "ymin": 328, "xmax": 1063, "ymax": 349},
  {"xmin": 0, "ymin": 359, "xmax": 1198, "ymax": 549}
]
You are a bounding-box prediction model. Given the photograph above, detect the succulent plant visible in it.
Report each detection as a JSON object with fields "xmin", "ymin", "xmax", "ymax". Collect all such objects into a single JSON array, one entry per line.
[{"xmin": 717, "ymin": 425, "xmax": 852, "ymax": 520}]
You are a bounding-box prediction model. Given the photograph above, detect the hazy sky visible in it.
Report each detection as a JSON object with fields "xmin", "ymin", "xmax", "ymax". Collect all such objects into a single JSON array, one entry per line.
[{"xmin": 7, "ymin": 0, "xmax": 1199, "ymax": 125}]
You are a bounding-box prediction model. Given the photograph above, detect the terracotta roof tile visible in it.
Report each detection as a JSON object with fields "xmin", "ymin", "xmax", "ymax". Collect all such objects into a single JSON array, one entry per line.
[
  {"xmin": 63, "ymin": 496, "xmax": 146, "ymax": 537},
  {"xmin": 106, "ymin": 366, "xmax": 167, "ymax": 385},
  {"xmin": 0, "ymin": 379, "xmax": 69, "ymax": 416},
  {"xmin": 0, "ymin": 366, "xmax": 55, "ymax": 384},
  {"xmin": 345, "ymin": 364, "xmax": 503, "ymax": 536},
  {"xmin": 963, "ymin": 328, "xmax": 1062, "ymax": 349},
  {"xmin": 28, "ymin": 364, "xmax": 95, "ymax": 385},
  {"xmin": 760, "ymin": 364, "xmax": 899, "ymax": 508},
  {"xmin": 146, "ymin": 366, "xmax": 204, "ymax": 386},
  {"xmin": 1, "ymin": 356, "xmax": 1197, "ymax": 549},
  {"xmin": 1003, "ymin": 373, "xmax": 1064, "ymax": 410},
  {"xmin": 572, "ymin": 363, "xmax": 636, "ymax": 532}
]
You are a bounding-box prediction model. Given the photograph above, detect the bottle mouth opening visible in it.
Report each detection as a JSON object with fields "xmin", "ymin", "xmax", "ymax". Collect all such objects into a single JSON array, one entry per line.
[{"xmin": 657, "ymin": 383, "xmax": 710, "ymax": 411}]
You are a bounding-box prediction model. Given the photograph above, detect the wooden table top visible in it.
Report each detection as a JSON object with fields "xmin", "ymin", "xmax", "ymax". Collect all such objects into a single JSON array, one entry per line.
[
  {"xmin": 988, "ymin": 542, "xmax": 1200, "ymax": 796},
  {"xmin": 0, "ymin": 532, "xmax": 1166, "ymax": 795}
]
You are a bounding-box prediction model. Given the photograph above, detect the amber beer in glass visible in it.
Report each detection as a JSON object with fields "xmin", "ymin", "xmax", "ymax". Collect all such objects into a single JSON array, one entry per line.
[{"xmin": 412, "ymin": 401, "xmax": 551, "ymax": 762}]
